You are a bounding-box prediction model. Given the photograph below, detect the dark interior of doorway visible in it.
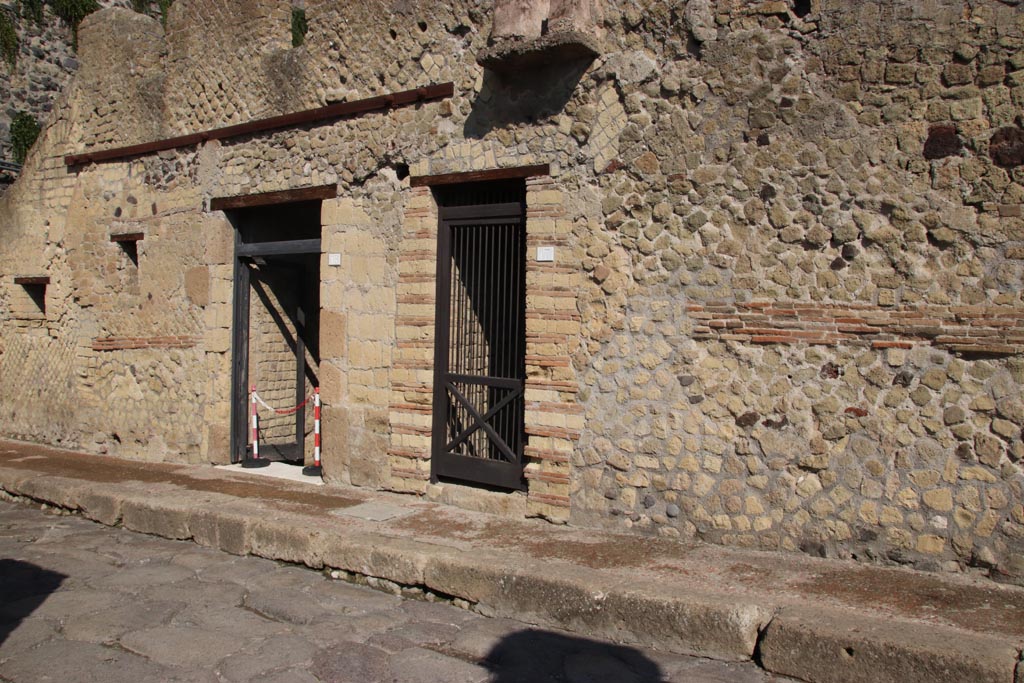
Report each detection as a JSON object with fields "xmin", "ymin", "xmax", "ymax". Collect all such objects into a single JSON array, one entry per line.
[{"xmin": 228, "ymin": 200, "xmax": 321, "ymax": 466}]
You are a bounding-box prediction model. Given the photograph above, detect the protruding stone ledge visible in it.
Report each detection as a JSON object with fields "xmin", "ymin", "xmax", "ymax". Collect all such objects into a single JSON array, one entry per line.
[{"xmin": 477, "ymin": 31, "xmax": 601, "ymax": 76}]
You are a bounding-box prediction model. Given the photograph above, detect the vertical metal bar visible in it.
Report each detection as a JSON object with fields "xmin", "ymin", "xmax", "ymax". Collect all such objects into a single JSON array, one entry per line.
[
  {"xmin": 453, "ymin": 227, "xmax": 461, "ymax": 375},
  {"xmin": 452, "ymin": 228, "xmax": 460, "ymax": 454},
  {"xmin": 514, "ymin": 215, "xmax": 524, "ymax": 462},
  {"xmin": 431, "ymin": 211, "xmax": 454, "ymax": 481},
  {"xmin": 462, "ymin": 225, "xmax": 472, "ymax": 454},
  {"xmin": 486, "ymin": 222, "xmax": 494, "ymax": 461},
  {"xmin": 456, "ymin": 226, "xmax": 466, "ymax": 453},
  {"xmin": 295, "ymin": 306, "xmax": 306, "ymax": 453},
  {"xmin": 230, "ymin": 252, "xmax": 251, "ymax": 464},
  {"xmin": 502, "ymin": 220, "xmax": 508, "ymax": 459},
  {"xmin": 475, "ymin": 222, "xmax": 485, "ymax": 457}
]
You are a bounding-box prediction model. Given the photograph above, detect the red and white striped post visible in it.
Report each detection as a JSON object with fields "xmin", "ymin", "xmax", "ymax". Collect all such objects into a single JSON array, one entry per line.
[
  {"xmin": 242, "ymin": 384, "xmax": 269, "ymax": 468},
  {"xmin": 303, "ymin": 386, "xmax": 323, "ymax": 477},
  {"xmin": 251, "ymin": 385, "xmax": 259, "ymax": 459}
]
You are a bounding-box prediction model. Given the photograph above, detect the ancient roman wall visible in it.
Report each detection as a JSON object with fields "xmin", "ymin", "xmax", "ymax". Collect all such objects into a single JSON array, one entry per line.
[
  {"xmin": 565, "ymin": 0, "xmax": 1024, "ymax": 580},
  {"xmin": 0, "ymin": 0, "xmax": 1022, "ymax": 581},
  {"xmin": 0, "ymin": 1, "xmax": 131, "ymax": 164}
]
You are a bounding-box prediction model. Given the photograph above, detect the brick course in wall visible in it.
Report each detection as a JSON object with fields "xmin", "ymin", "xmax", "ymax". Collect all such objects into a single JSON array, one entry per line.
[
  {"xmin": 387, "ymin": 186, "xmax": 438, "ymax": 492},
  {"xmin": 522, "ymin": 178, "xmax": 580, "ymax": 521},
  {"xmin": 91, "ymin": 335, "xmax": 200, "ymax": 351},
  {"xmin": 690, "ymin": 302, "xmax": 1024, "ymax": 355}
]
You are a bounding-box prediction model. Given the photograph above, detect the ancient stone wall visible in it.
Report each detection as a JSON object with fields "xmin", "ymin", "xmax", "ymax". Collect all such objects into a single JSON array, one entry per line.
[
  {"xmin": 0, "ymin": 0, "xmax": 130, "ymax": 164},
  {"xmin": 0, "ymin": 0, "xmax": 1022, "ymax": 582},
  {"xmin": 567, "ymin": 0, "xmax": 1024, "ymax": 579}
]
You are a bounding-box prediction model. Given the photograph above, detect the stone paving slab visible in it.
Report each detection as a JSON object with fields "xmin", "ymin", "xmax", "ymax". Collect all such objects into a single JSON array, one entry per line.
[
  {"xmin": 1, "ymin": 439, "xmax": 1023, "ymax": 683},
  {"xmin": 2, "ymin": 501, "xmax": 796, "ymax": 682}
]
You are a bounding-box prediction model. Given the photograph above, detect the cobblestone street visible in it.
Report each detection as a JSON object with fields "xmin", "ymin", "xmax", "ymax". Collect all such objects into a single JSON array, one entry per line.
[{"xmin": 0, "ymin": 501, "xmax": 792, "ymax": 682}]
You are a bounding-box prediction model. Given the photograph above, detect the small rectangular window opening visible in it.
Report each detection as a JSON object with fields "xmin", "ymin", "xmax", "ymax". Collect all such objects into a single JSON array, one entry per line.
[
  {"xmin": 13, "ymin": 276, "xmax": 49, "ymax": 316},
  {"xmin": 111, "ymin": 232, "xmax": 143, "ymax": 266}
]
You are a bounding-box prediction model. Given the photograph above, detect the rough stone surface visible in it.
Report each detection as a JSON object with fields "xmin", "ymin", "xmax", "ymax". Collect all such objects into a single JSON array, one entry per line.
[
  {"xmin": 0, "ymin": 1, "xmax": 132, "ymax": 164},
  {"xmin": 760, "ymin": 607, "xmax": 1020, "ymax": 683},
  {"xmin": 0, "ymin": 499, "xmax": 792, "ymax": 683},
  {"xmin": 1, "ymin": 0, "xmax": 1023, "ymax": 583},
  {"xmin": 4, "ymin": 442, "xmax": 1024, "ymax": 683}
]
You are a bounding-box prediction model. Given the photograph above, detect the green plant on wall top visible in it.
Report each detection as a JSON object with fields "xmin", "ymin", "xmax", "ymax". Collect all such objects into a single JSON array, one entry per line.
[
  {"xmin": 158, "ymin": 0, "xmax": 172, "ymax": 27},
  {"xmin": 18, "ymin": 0, "xmax": 44, "ymax": 25},
  {"xmin": 132, "ymin": 0, "xmax": 173, "ymax": 28},
  {"xmin": 0, "ymin": 9, "xmax": 17, "ymax": 72},
  {"xmin": 50, "ymin": 0, "xmax": 99, "ymax": 47},
  {"xmin": 291, "ymin": 7, "xmax": 307, "ymax": 47},
  {"xmin": 10, "ymin": 112, "xmax": 41, "ymax": 165}
]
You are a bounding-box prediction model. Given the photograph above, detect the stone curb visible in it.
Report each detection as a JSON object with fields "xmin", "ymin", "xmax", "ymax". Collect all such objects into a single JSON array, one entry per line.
[
  {"xmin": 2, "ymin": 466, "xmax": 1022, "ymax": 683},
  {"xmin": 759, "ymin": 606, "xmax": 1021, "ymax": 683}
]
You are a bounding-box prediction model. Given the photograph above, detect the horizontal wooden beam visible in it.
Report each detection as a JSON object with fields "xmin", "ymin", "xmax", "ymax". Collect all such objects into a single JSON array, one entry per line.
[
  {"xmin": 211, "ymin": 184, "xmax": 338, "ymax": 212},
  {"xmin": 65, "ymin": 82, "xmax": 455, "ymax": 167},
  {"xmin": 14, "ymin": 276, "xmax": 49, "ymax": 285},
  {"xmin": 439, "ymin": 202, "xmax": 524, "ymax": 221},
  {"xmin": 410, "ymin": 163, "xmax": 550, "ymax": 188},
  {"xmin": 237, "ymin": 239, "xmax": 322, "ymax": 258},
  {"xmin": 110, "ymin": 232, "xmax": 144, "ymax": 242}
]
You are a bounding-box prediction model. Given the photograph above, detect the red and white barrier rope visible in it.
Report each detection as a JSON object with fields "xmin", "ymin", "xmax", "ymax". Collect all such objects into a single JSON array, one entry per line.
[{"xmin": 251, "ymin": 389, "xmax": 313, "ymax": 416}]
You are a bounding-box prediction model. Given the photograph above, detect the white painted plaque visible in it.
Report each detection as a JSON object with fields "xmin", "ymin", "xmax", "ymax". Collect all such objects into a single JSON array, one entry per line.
[
  {"xmin": 328, "ymin": 253, "xmax": 342, "ymax": 266},
  {"xmin": 536, "ymin": 246, "xmax": 555, "ymax": 262}
]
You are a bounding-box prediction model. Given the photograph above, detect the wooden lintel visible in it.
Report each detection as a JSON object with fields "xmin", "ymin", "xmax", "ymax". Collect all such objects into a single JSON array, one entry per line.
[
  {"xmin": 410, "ymin": 163, "xmax": 551, "ymax": 188},
  {"xmin": 237, "ymin": 239, "xmax": 322, "ymax": 258},
  {"xmin": 210, "ymin": 184, "xmax": 338, "ymax": 212},
  {"xmin": 65, "ymin": 82, "xmax": 455, "ymax": 167},
  {"xmin": 110, "ymin": 232, "xmax": 145, "ymax": 242},
  {"xmin": 14, "ymin": 276, "xmax": 50, "ymax": 285}
]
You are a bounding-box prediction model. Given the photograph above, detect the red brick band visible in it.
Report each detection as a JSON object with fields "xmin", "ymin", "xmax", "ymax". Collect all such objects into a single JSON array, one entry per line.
[{"xmin": 690, "ymin": 302, "xmax": 1024, "ymax": 355}]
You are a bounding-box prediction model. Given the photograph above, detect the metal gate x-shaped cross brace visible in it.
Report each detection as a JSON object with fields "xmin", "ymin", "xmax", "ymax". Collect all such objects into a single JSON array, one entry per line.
[{"xmin": 444, "ymin": 379, "xmax": 521, "ymax": 462}]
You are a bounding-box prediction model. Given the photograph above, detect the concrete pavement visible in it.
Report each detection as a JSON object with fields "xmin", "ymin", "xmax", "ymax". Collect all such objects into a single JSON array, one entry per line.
[{"xmin": 0, "ymin": 438, "xmax": 1021, "ymax": 683}]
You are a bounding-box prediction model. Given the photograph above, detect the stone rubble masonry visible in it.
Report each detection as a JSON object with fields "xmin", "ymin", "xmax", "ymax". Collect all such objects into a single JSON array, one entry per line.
[
  {"xmin": 0, "ymin": 0, "xmax": 1023, "ymax": 583},
  {"xmin": 0, "ymin": 1, "xmax": 131, "ymax": 163}
]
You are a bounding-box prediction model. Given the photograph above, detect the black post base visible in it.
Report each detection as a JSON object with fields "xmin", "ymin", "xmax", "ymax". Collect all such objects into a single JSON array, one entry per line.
[
  {"xmin": 241, "ymin": 457, "xmax": 271, "ymax": 469},
  {"xmin": 302, "ymin": 465, "xmax": 323, "ymax": 477}
]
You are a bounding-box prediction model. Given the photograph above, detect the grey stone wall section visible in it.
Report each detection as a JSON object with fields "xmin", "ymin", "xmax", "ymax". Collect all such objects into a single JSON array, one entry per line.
[{"xmin": 0, "ymin": 1, "xmax": 129, "ymax": 162}]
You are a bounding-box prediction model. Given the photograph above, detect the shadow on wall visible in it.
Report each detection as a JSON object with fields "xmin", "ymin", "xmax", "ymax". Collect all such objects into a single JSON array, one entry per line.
[
  {"xmin": 484, "ymin": 628, "xmax": 663, "ymax": 682},
  {"xmin": 0, "ymin": 559, "xmax": 66, "ymax": 647},
  {"xmin": 465, "ymin": 59, "xmax": 594, "ymax": 139}
]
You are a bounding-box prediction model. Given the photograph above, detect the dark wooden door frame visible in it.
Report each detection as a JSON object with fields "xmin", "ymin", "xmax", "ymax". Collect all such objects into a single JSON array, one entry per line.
[
  {"xmin": 229, "ymin": 237, "xmax": 321, "ymax": 464},
  {"xmin": 430, "ymin": 200, "xmax": 527, "ymax": 490}
]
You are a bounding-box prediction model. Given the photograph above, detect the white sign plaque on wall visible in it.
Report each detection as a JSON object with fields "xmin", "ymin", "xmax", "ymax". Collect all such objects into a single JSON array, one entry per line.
[
  {"xmin": 327, "ymin": 253, "xmax": 342, "ymax": 266},
  {"xmin": 536, "ymin": 246, "xmax": 555, "ymax": 262}
]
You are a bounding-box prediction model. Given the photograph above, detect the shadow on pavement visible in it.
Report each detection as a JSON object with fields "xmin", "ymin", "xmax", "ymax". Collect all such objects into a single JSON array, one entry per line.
[
  {"xmin": 485, "ymin": 628, "xmax": 663, "ymax": 683},
  {"xmin": 0, "ymin": 559, "xmax": 65, "ymax": 646}
]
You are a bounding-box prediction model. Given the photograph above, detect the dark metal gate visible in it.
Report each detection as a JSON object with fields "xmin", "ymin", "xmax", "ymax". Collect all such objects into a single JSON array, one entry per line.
[{"xmin": 431, "ymin": 182, "xmax": 526, "ymax": 490}]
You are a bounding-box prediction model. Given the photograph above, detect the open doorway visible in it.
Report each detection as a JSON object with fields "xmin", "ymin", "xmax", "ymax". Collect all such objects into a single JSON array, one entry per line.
[{"xmin": 228, "ymin": 200, "xmax": 321, "ymax": 467}]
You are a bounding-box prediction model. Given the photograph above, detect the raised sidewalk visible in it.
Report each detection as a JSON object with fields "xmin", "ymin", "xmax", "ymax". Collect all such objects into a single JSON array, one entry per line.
[{"xmin": 1, "ymin": 438, "xmax": 1021, "ymax": 683}]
